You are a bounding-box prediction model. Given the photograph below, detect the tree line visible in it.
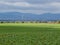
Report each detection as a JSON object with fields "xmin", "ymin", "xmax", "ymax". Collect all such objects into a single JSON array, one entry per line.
[{"xmin": 0, "ymin": 21, "xmax": 60, "ymax": 24}]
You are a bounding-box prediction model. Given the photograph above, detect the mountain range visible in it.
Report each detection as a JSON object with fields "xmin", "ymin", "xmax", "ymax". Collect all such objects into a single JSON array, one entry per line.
[{"xmin": 0, "ymin": 12, "xmax": 60, "ymax": 21}]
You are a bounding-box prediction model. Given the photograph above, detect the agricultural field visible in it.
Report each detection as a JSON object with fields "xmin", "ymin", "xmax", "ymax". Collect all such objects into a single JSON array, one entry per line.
[{"xmin": 0, "ymin": 23, "xmax": 60, "ymax": 45}]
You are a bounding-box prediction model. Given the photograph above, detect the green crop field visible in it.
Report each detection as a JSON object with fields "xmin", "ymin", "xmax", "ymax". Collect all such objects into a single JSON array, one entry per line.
[{"xmin": 0, "ymin": 23, "xmax": 60, "ymax": 45}]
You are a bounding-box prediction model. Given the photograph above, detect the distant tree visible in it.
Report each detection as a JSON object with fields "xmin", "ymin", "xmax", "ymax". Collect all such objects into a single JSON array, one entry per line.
[
  {"xmin": 58, "ymin": 21, "xmax": 60, "ymax": 23},
  {"xmin": 15, "ymin": 21, "xmax": 19, "ymax": 23},
  {"xmin": 7, "ymin": 21, "xmax": 10, "ymax": 23},
  {"xmin": 35, "ymin": 21, "xmax": 38, "ymax": 23},
  {"xmin": 1, "ymin": 21, "xmax": 4, "ymax": 23},
  {"xmin": 39, "ymin": 21, "xmax": 41, "ymax": 23},
  {"xmin": 56, "ymin": 21, "xmax": 60, "ymax": 24},
  {"xmin": 30, "ymin": 21, "xmax": 33, "ymax": 23},
  {"xmin": 21, "ymin": 21, "xmax": 24, "ymax": 23}
]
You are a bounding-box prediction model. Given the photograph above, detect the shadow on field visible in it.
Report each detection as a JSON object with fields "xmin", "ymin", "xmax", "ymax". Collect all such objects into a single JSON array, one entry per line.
[{"xmin": 0, "ymin": 26, "xmax": 60, "ymax": 32}]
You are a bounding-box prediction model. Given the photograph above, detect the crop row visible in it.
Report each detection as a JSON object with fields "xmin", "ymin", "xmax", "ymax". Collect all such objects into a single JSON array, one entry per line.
[{"xmin": 0, "ymin": 32, "xmax": 60, "ymax": 45}]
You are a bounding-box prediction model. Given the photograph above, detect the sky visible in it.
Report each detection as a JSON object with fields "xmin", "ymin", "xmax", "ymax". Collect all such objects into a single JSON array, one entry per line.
[{"xmin": 0, "ymin": 0, "xmax": 60, "ymax": 14}]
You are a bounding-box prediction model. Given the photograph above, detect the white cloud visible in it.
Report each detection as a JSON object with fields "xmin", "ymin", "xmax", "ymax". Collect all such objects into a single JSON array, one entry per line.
[
  {"xmin": 0, "ymin": 1, "xmax": 32, "ymax": 7},
  {"xmin": 0, "ymin": 1, "xmax": 60, "ymax": 14}
]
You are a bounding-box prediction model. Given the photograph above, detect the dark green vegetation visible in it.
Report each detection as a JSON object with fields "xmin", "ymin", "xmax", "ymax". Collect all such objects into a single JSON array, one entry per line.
[{"xmin": 0, "ymin": 23, "xmax": 60, "ymax": 45}]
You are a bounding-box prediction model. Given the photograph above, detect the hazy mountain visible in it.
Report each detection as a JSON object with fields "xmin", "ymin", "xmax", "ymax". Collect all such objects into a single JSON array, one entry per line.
[{"xmin": 0, "ymin": 12, "xmax": 60, "ymax": 21}]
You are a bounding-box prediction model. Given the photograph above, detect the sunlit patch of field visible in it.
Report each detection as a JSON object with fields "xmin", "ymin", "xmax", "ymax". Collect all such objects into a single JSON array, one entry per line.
[{"xmin": 0, "ymin": 23, "xmax": 60, "ymax": 45}]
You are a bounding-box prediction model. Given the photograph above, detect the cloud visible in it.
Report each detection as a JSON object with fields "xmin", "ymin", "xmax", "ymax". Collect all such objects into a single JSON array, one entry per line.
[
  {"xmin": 0, "ymin": 0, "xmax": 60, "ymax": 4},
  {"xmin": 0, "ymin": 0, "xmax": 60, "ymax": 14},
  {"xmin": 0, "ymin": 1, "xmax": 34, "ymax": 7}
]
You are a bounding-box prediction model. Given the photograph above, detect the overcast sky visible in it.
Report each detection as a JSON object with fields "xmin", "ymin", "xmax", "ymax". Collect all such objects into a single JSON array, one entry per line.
[{"xmin": 0, "ymin": 0, "xmax": 60, "ymax": 14}]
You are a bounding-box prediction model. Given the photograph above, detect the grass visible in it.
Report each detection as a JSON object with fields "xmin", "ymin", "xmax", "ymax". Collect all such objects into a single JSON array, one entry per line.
[{"xmin": 0, "ymin": 23, "xmax": 60, "ymax": 45}]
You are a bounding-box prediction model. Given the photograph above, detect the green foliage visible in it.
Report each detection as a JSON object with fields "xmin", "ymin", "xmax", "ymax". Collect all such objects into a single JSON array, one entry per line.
[{"xmin": 0, "ymin": 23, "xmax": 60, "ymax": 45}]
